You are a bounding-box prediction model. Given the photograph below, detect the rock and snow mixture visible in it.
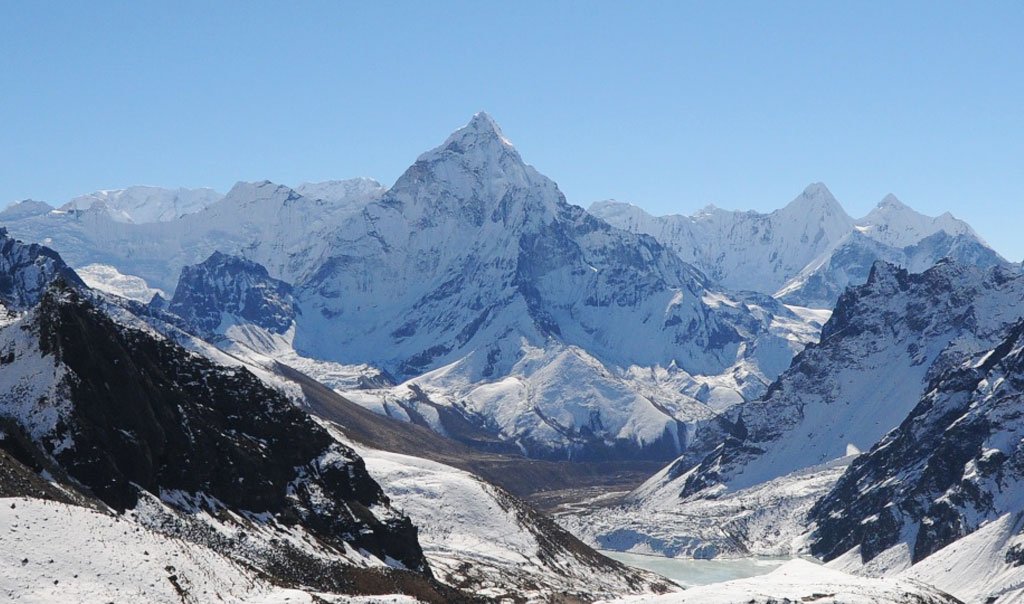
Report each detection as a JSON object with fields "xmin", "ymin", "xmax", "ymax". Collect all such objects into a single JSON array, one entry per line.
[
  {"xmin": 1, "ymin": 114, "xmax": 826, "ymax": 463},
  {"xmin": 2, "ymin": 112, "xmax": 1021, "ymax": 603}
]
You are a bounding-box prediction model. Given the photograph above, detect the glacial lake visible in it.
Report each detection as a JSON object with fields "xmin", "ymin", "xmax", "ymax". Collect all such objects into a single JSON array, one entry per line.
[{"xmin": 602, "ymin": 551, "xmax": 788, "ymax": 587}]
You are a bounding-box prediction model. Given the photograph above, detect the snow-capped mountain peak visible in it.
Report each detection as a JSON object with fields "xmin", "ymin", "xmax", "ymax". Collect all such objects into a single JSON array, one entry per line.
[
  {"xmin": 775, "ymin": 183, "xmax": 851, "ymax": 228},
  {"xmin": 383, "ymin": 112, "xmax": 562, "ymax": 228},
  {"xmin": 449, "ymin": 110, "xmax": 512, "ymax": 145},
  {"xmin": 417, "ymin": 111, "xmax": 520, "ymax": 167},
  {"xmin": 773, "ymin": 182, "xmax": 854, "ymax": 240},
  {"xmin": 856, "ymin": 193, "xmax": 980, "ymax": 248},
  {"xmin": 786, "ymin": 182, "xmax": 843, "ymax": 211},
  {"xmin": 878, "ymin": 192, "xmax": 906, "ymax": 208},
  {"xmin": 591, "ymin": 183, "xmax": 1001, "ymax": 308}
]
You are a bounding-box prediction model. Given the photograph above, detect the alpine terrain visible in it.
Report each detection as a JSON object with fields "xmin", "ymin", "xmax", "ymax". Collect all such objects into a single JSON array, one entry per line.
[{"xmin": 1, "ymin": 112, "xmax": 1018, "ymax": 603}]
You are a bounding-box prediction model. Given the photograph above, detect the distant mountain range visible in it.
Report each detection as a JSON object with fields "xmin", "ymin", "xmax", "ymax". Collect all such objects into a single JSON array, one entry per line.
[{"xmin": 591, "ymin": 186, "xmax": 1007, "ymax": 308}]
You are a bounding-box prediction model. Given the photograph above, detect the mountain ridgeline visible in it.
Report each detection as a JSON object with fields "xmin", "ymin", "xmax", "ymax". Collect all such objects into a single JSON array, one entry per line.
[
  {"xmin": 592, "ymin": 186, "xmax": 1008, "ymax": 309},
  {"xmin": 0, "ymin": 112, "xmax": 1019, "ymax": 602}
]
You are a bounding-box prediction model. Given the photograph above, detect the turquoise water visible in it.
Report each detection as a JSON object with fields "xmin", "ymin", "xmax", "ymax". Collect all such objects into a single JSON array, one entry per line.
[{"xmin": 602, "ymin": 551, "xmax": 788, "ymax": 587}]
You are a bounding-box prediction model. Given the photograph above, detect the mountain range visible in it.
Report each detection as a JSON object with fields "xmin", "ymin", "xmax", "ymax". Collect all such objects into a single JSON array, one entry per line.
[
  {"xmin": 591, "ymin": 187, "xmax": 1007, "ymax": 308},
  {"xmin": 1, "ymin": 112, "xmax": 1020, "ymax": 603}
]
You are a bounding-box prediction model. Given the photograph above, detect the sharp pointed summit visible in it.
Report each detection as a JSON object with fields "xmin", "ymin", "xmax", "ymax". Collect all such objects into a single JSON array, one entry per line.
[
  {"xmin": 388, "ymin": 112, "xmax": 560, "ymax": 225},
  {"xmin": 782, "ymin": 182, "xmax": 849, "ymax": 220},
  {"xmin": 427, "ymin": 111, "xmax": 517, "ymax": 160},
  {"xmin": 857, "ymin": 193, "xmax": 981, "ymax": 248},
  {"xmin": 877, "ymin": 193, "xmax": 907, "ymax": 209},
  {"xmin": 465, "ymin": 111, "xmax": 507, "ymax": 139}
]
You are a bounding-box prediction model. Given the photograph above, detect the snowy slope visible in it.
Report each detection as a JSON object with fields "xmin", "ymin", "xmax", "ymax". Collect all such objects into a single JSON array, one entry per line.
[
  {"xmin": 62, "ymin": 185, "xmax": 223, "ymax": 223},
  {"xmin": 354, "ymin": 445, "xmax": 674, "ymax": 602},
  {"xmin": 827, "ymin": 513, "xmax": 1024, "ymax": 604},
  {"xmin": 0, "ymin": 497, "xmax": 323, "ymax": 604},
  {"xmin": 899, "ymin": 513, "xmax": 1024, "ymax": 604}
]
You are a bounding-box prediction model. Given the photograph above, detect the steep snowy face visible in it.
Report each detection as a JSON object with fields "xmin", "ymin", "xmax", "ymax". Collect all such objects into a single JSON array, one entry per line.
[
  {"xmin": 675, "ymin": 260, "xmax": 1024, "ymax": 497},
  {"xmin": 856, "ymin": 193, "xmax": 980, "ymax": 248},
  {"xmin": 810, "ymin": 319, "xmax": 1024, "ymax": 565},
  {"xmin": 776, "ymin": 229, "xmax": 1008, "ymax": 308},
  {"xmin": 168, "ymin": 251, "xmax": 296, "ymax": 335},
  {"xmin": 590, "ymin": 183, "xmax": 855, "ymax": 293},
  {"xmin": 357, "ymin": 447, "xmax": 673, "ymax": 601},
  {"xmin": 0, "ymin": 228, "xmax": 84, "ymax": 310},
  {"xmin": 61, "ymin": 185, "xmax": 223, "ymax": 223},
  {"xmin": 295, "ymin": 177, "xmax": 387, "ymax": 207}
]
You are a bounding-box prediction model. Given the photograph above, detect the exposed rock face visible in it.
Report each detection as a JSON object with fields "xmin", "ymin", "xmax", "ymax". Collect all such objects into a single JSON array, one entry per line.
[
  {"xmin": 6, "ymin": 283, "xmax": 429, "ymax": 573},
  {"xmin": 0, "ymin": 228, "xmax": 84, "ymax": 310},
  {"xmin": 168, "ymin": 251, "xmax": 296, "ymax": 335},
  {"xmin": 811, "ymin": 319, "xmax": 1024, "ymax": 564}
]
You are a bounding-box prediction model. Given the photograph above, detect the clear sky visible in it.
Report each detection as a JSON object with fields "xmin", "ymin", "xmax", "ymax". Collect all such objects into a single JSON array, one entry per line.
[{"xmin": 2, "ymin": 1, "xmax": 1022, "ymax": 260}]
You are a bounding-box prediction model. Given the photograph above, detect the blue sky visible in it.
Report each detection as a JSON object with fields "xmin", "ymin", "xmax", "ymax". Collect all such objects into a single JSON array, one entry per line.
[{"xmin": 2, "ymin": 1, "xmax": 1022, "ymax": 259}]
